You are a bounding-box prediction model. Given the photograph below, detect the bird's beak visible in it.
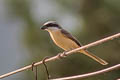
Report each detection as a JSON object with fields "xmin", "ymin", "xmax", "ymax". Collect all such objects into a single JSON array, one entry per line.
[{"xmin": 40, "ymin": 25, "xmax": 46, "ymax": 30}]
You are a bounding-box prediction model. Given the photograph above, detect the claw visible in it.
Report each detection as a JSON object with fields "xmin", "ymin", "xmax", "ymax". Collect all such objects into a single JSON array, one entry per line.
[
  {"xmin": 57, "ymin": 53, "xmax": 64, "ymax": 59},
  {"xmin": 62, "ymin": 51, "xmax": 67, "ymax": 57},
  {"xmin": 57, "ymin": 51, "xmax": 68, "ymax": 59}
]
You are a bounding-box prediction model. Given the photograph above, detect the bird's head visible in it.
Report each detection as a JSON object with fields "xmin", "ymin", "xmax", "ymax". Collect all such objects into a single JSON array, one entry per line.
[{"xmin": 41, "ymin": 21, "xmax": 62, "ymax": 31}]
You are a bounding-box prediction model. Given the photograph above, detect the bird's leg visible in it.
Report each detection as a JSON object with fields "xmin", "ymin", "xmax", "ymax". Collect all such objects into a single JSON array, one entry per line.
[
  {"xmin": 42, "ymin": 56, "xmax": 51, "ymax": 80},
  {"xmin": 32, "ymin": 62, "xmax": 38, "ymax": 80}
]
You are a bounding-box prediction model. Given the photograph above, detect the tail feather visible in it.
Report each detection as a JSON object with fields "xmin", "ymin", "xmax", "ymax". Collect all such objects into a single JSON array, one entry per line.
[{"xmin": 80, "ymin": 50, "xmax": 108, "ymax": 65}]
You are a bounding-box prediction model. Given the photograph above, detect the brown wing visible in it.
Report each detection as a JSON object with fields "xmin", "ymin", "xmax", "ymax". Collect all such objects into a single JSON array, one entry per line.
[{"xmin": 61, "ymin": 29, "xmax": 82, "ymax": 47}]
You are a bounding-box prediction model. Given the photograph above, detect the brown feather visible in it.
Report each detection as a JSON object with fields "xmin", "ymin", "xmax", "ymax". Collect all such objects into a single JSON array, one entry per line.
[{"xmin": 61, "ymin": 29, "xmax": 82, "ymax": 47}]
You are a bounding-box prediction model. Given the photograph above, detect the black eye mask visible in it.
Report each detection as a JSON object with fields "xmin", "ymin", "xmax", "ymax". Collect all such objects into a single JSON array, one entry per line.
[{"xmin": 41, "ymin": 23, "xmax": 62, "ymax": 30}]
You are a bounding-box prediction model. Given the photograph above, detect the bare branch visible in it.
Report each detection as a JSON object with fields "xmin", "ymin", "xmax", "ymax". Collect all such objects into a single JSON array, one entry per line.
[
  {"xmin": 0, "ymin": 33, "xmax": 120, "ymax": 79},
  {"xmin": 51, "ymin": 64, "xmax": 120, "ymax": 80}
]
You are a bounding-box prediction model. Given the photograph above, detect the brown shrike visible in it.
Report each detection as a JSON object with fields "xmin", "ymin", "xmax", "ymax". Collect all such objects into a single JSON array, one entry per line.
[{"xmin": 41, "ymin": 21, "xmax": 108, "ymax": 65}]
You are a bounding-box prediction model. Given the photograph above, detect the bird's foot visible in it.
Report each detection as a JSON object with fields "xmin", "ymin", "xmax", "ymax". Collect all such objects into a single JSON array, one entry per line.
[
  {"xmin": 57, "ymin": 51, "xmax": 68, "ymax": 59},
  {"xmin": 62, "ymin": 51, "xmax": 67, "ymax": 57}
]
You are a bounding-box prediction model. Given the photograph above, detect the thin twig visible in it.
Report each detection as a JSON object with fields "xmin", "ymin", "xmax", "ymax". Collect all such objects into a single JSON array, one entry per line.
[
  {"xmin": 51, "ymin": 64, "xmax": 120, "ymax": 80},
  {"xmin": 35, "ymin": 66, "xmax": 37, "ymax": 80},
  {"xmin": 0, "ymin": 33, "xmax": 120, "ymax": 79},
  {"xmin": 43, "ymin": 62, "xmax": 50, "ymax": 79},
  {"xmin": 32, "ymin": 63, "xmax": 38, "ymax": 80},
  {"xmin": 42, "ymin": 57, "xmax": 51, "ymax": 79}
]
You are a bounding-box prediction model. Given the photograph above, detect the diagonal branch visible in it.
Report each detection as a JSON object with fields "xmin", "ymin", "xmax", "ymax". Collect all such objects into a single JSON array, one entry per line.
[
  {"xmin": 0, "ymin": 33, "xmax": 120, "ymax": 79},
  {"xmin": 51, "ymin": 64, "xmax": 120, "ymax": 80}
]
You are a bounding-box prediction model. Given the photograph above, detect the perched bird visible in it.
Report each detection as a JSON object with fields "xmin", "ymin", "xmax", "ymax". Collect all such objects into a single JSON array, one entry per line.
[{"xmin": 41, "ymin": 21, "xmax": 108, "ymax": 65}]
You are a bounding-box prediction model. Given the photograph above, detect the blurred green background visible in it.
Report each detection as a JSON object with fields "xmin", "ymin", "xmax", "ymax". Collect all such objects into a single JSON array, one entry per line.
[{"xmin": 0, "ymin": 0, "xmax": 120, "ymax": 80}]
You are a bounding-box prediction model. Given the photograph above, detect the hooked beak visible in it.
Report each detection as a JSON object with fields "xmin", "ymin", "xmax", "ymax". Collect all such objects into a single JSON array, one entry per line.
[{"xmin": 40, "ymin": 25, "xmax": 46, "ymax": 30}]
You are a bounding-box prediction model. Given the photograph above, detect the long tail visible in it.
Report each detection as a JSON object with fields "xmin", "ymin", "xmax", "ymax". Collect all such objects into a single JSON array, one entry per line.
[{"xmin": 80, "ymin": 50, "xmax": 108, "ymax": 65}]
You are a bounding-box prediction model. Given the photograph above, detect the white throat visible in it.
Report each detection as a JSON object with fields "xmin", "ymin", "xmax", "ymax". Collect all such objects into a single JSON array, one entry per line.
[{"xmin": 46, "ymin": 27, "xmax": 60, "ymax": 32}]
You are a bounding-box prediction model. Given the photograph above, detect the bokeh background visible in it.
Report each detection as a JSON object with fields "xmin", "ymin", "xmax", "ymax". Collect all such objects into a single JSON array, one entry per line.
[{"xmin": 0, "ymin": 0, "xmax": 120, "ymax": 80}]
